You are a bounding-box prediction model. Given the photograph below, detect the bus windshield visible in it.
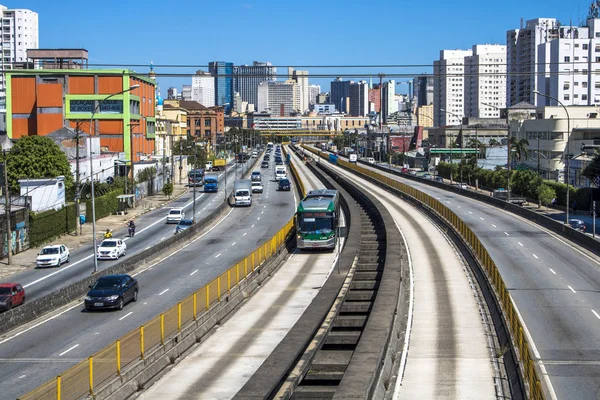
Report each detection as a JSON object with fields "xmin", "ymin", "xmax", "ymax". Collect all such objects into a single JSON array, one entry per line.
[{"xmin": 298, "ymin": 215, "xmax": 333, "ymax": 234}]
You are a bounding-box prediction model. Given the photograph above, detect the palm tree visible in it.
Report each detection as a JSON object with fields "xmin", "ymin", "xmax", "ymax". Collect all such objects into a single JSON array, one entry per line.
[{"xmin": 509, "ymin": 136, "xmax": 529, "ymax": 165}]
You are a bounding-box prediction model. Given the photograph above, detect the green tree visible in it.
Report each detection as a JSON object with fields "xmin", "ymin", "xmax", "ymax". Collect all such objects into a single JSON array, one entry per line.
[
  {"xmin": 582, "ymin": 149, "xmax": 600, "ymax": 188},
  {"xmin": 162, "ymin": 182, "xmax": 174, "ymax": 199},
  {"xmin": 538, "ymin": 184, "xmax": 556, "ymax": 210},
  {"xmin": 1, "ymin": 136, "xmax": 73, "ymax": 194},
  {"xmin": 512, "ymin": 170, "xmax": 543, "ymax": 198},
  {"xmin": 509, "ymin": 136, "xmax": 530, "ymax": 164},
  {"xmin": 488, "ymin": 138, "xmax": 500, "ymax": 147}
]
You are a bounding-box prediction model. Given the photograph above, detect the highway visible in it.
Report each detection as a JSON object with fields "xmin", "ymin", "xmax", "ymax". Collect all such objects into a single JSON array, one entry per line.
[
  {"xmin": 0, "ymin": 157, "xmax": 256, "ymax": 303},
  {"xmin": 138, "ymin": 147, "xmax": 342, "ymax": 399},
  {"xmin": 1, "ymin": 161, "xmax": 296, "ymax": 400},
  {"xmin": 319, "ymin": 149, "xmax": 600, "ymax": 399}
]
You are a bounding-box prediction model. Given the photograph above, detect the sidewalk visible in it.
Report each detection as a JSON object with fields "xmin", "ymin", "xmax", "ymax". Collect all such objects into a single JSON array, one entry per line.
[{"xmin": 0, "ymin": 183, "xmax": 189, "ymax": 280}]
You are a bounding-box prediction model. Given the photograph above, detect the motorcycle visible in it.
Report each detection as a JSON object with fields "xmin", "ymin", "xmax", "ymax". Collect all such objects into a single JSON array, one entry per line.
[{"xmin": 128, "ymin": 226, "xmax": 136, "ymax": 237}]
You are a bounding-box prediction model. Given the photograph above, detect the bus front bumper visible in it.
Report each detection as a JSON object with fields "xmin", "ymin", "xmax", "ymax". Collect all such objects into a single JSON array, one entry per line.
[{"xmin": 297, "ymin": 237, "xmax": 335, "ymax": 249}]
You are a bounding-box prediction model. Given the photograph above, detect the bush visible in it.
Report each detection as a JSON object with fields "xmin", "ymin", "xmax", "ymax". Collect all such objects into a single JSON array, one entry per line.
[
  {"xmin": 29, "ymin": 203, "xmax": 78, "ymax": 247},
  {"xmin": 85, "ymin": 189, "xmax": 122, "ymax": 222},
  {"xmin": 538, "ymin": 184, "xmax": 556, "ymax": 208},
  {"xmin": 162, "ymin": 182, "xmax": 173, "ymax": 199}
]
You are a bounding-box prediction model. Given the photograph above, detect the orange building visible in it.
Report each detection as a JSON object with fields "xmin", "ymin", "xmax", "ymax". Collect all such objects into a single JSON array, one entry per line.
[
  {"xmin": 164, "ymin": 100, "xmax": 224, "ymax": 152},
  {"xmin": 6, "ymin": 69, "xmax": 156, "ymax": 162}
]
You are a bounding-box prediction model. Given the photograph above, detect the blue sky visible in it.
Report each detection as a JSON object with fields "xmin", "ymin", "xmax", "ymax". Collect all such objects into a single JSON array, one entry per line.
[{"xmin": 13, "ymin": 0, "xmax": 597, "ymax": 94}]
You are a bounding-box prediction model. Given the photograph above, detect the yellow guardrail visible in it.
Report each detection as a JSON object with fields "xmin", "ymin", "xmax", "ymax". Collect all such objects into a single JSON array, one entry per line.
[
  {"xmin": 301, "ymin": 145, "xmax": 544, "ymax": 400},
  {"xmin": 282, "ymin": 145, "xmax": 306, "ymax": 198},
  {"xmin": 20, "ymin": 217, "xmax": 296, "ymax": 400}
]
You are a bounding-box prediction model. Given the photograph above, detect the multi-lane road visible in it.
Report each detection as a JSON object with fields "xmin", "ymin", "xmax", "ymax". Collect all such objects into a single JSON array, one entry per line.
[
  {"xmin": 322, "ymin": 150, "xmax": 600, "ymax": 399},
  {"xmin": 0, "ymin": 158, "xmax": 254, "ymax": 303},
  {"xmin": 0, "ymin": 159, "xmax": 296, "ymax": 400}
]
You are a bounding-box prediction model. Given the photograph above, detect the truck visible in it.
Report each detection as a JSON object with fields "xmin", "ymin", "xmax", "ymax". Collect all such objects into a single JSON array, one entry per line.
[
  {"xmin": 349, "ymin": 154, "xmax": 358, "ymax": 163},
  {"xmin": 232, "ymin": 179, "xmax": 252, "ymax": 207},
  {"xmin": 212, "ymin": 158, "xmax": 226, "ymax": 171},
  {"xmin": 492, "ymin": 189, "xmax": 527, "ymax": 206},
  {"xmin": 275, "ymin": 165, "xmax": 287, "ymax": 181},
  {"xmin": 205, "ymin": 161, "xmax": 213, "ymax": 171},
  {"xmin": 204, "ymin": 172, "xmax": 219, "ymax": 193},
  {"xmin": 188, "ymin": 168, "xmax": 204, "ymax": 187}
]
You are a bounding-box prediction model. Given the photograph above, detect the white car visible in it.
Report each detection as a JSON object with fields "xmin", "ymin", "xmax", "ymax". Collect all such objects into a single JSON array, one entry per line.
[
  {"xmin": 97, "ymin": 239, "xmax": 127, "ymax": 260},
  {"xmin": 36, "ymin": 244, "xmax": 70, "ymax": 268},
  {"xmin": 252, "ymin": 181, "xmax": 264, "ymax": 193},
  {"xmin": 167, "ymin": 207, "xmax": 185, "ymax": 224}
]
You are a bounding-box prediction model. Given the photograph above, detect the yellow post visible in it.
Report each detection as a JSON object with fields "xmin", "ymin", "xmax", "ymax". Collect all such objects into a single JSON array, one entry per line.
[
  {"xmin": 236, "ymin": 263, "xmax": 240, "ymax": 283},
  {"xmin": 217, "ymin": 278, "xmax": 221, "ymax": 301},
  {"xmin": 57, "ymin": 376, "xmax": 61, "ymax": 400},
  {"xmin": 177, "ymin": 303, "xmax": 182, "ymax": 331},
  {"xmin": 193, "ymin": 293, "xmax": 197, "ymax": 320},
  {"xmin": 160, "ymin": 314, "xmax": 165, "ymax": 345},
  {"xmin": 89, "ymin": 356, "xmax": 94, "ymax": 395},
  {"xmin": 227, "ymin": 270, "xmax": 231, "ymax": 293},
  {"xmin": 245, "ymin": 258, "xmax": 248, "ymax": 275},
  {"xmin": 252, "ymin": 253, "xmax": 255, "ymax": 269},
  {"xmin": 116, "ymin": 340, "xmax": 121, "ymax": 375},
  {"xmin": 140, "ymin": 326, "xmax": 145, "ymax": 359},
  {"xmin": 206, "ymin": 285, "xmax": 210, "ymax": 310}
]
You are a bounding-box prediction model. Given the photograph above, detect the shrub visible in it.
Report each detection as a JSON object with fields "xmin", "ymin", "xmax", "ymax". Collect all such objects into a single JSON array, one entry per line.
[
  {"xmin": 29, "ymin": 203, "xmax": 78, "ymax": 247},
  {"xmin": 85, "ymin": 189, "xmax": 122, "ymax": 222}
]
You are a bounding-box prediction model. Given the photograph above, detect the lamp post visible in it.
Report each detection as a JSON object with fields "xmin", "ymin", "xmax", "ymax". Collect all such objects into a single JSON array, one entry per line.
[
  {"xmin": 533, "ymin": 90, "xmax": 571, "ymax": 224},
  {"xmin": 481, "ymin": 102, "xmax": 512, "ymax": 201},
  {"xmin": 89, "ymin": 84, "xmax": 140, "ymax": 273}
]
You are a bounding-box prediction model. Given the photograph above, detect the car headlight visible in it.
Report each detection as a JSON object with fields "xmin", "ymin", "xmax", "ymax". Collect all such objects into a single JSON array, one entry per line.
[
  {"xmin": 107, "ymin": 295, "xmax": 119, "ymax": 301},
  {"xmin": 85, "ymin": 296, "xmax": 92, "ymax": 301}
]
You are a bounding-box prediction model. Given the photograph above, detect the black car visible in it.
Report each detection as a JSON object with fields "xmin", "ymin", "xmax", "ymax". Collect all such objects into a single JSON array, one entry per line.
[
  {"xmin": 275, "ymin": 159, "xmax": 283, "ymax": 166},
  {"xmin": 278, "ymin": 178, "xmax": 291, "ymax": 191},
  {"xmin": 175, "ymin": 219, "xmax": 194, "ymax": 234},
  {"xmin": 261, "ymin": 161, "xmax": 269, "ymax": 168},
  {"xmin": 85, "ymin": 274, "xmax": 138, "ymax": 311}
]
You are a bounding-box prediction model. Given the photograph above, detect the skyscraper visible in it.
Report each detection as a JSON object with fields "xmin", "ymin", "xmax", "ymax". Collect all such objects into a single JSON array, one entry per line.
[
  {"xmin": 464, "ymin": 44, "xmax": 506, "ymax": 118},
  {"xmin": 0, "ymin": 5, "xmax": 38, "ymax": 124},
  {"xmin": 191, "ymin": 70, "xmax": 215, "ymax": 107},
  {"xmin": 413, "ymin": 75, "xmax": 434, "ymax": 107},
  {"xmin": 208, "ymin": 61, "xmax": 234, "ymax": 112},
  {"xmin": 382, "ymin": 80, "xmax": 396, "ymax": 123},
  {"xmin": 308, "ymin": 84, "xmax": 321, "ymax": 106},
  {"xmin": 234, "ymin": 61, "xmax": 276, "ymax": 111},
  {"xmin": 330, "ymin": 77, "xmax": 351, "ymax": 114},
  {"xmin": 288, "ymin": 68, "xmax": 309, "ymax": 114},
  {"xmin": 433, "ymin": 49, "xmax": 472, "ymax": 126},
  {"xmin": 257, "ymin": 81, "xmax": 297, "ymax": 116},
  {"xmin": 349, "ymin": 81, "xmax": 369, "ymax": 117}
]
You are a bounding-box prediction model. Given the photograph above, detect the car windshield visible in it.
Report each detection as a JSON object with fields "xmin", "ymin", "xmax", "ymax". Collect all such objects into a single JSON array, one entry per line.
[
  {"xmin": 40, "ymin": 248, "xmax": 59, "ymax": 255},
  {"xmin": 252, "ymin": 183, "xmax": 261, "ymax": 187},
  {"xmin": 236, "ymin": 190, "xmax": 249, "ymax": 197},
  {"xmin": 0, "ymin": 287, "xmax": 11, "ymax": 295},
  {"xmin": 92, "ymin": 277, "xmax": 122, "ymax": 290},
  {"xmin": 100, "ymin": 241, "xmax": 117, "ymax": 248},
  {"xmin": 169, "ymin": 210, "xmax": 182, "ymax": 215},
  {"xmin": 179, "ymin": 220, "xmax": 193, "ymax": 226},
  {"xmin": 280, "ymin": 180, "xmax": 290, "ymax": 185}
]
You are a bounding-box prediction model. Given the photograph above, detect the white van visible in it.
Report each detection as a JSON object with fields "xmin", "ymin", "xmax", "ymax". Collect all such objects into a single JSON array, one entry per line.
[
  {"xmin": 275, "ymin": 165, "xmax": 286, "ymax": 181},
  {"xmin": 367, "ymin": 157, "xmax": 376, "ymax": 164}
]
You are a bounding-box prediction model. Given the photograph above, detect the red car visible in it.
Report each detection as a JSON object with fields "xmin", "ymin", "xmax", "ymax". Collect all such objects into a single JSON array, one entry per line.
[{"xmin": 0, "ymin": 283, "xmax": 25, "ymax": 311}]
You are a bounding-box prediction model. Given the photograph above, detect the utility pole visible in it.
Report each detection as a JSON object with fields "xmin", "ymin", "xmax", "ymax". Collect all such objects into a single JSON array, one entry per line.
[
  {"xmin": 168, "ymin": 122, "xmax": 174, "ymax": 183},
  {"xmin": 179, "ymin": 140, "xmax": 183, "ymax": 185},
  {"xmin": 3, "ymin": 151, "xmax": 11, "ymax": 265},
  {"xmin": 192, "ymin": 143, "xmax": 197, "ymax": 223},
  {"xmin": 130, "ymin": 123, "xmax": 135, "ymax": 196},
  {"xmin": 74, "ymin": 124, "xmax": 82, "ymax": 235}
]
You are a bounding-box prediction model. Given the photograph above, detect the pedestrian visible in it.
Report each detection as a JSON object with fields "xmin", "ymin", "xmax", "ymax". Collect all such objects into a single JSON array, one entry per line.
[{"xmin": 551, "ymin": 197, "xmax": 556, "ymax": 207}]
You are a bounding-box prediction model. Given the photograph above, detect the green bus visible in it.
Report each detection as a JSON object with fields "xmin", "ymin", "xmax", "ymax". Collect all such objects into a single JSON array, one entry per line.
[{"xmin": 296, "ymin": 189, "xmax": 340, "ymax": 250}]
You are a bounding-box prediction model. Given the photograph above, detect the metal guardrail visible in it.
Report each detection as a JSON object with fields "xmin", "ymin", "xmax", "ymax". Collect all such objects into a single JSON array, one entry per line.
[
  {"xmin": 301, "ymin": 145, "xmax": 544, "ymax": 400},
  {"xmin": 282, "ymin": 145, "xmax": 306, "ymax": 198},
  {"xmin": 19, "ymin": 217, "xmax": 295, "ymax": 400}
]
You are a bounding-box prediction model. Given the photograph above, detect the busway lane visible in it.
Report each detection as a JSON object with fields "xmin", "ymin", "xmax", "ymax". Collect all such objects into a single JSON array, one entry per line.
[
  {"xmin": 138, "ymin": 146, "xmax": 343, "ymax": 400},
  {"xmin": 2, "ymin": 175, "xmax": 294, "ymax": 400},
  {"xmin": 1, "ymin": 158, "xmax": 253, "ymax": 303},
  {"xmin": 311, "ymin": 147, "xmax": 600, "ymax": 399},
  {"xmin": 308, "ymin": 154, "xmax": 498, "ymax": 398}
]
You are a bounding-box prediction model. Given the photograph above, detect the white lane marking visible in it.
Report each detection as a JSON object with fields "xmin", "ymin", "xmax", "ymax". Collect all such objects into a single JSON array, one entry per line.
[
  {"xmin": 160, "ymin": 236, "xmax": 166, "ymax": 241},
  {"xmin": 257, "ymin": 217, "xmax": 261, "ymax": 221},
  {"xmin": 143, "ymin": 302, "xmax": 148, "ymax": 305},
  {"xmin": 533, "ymin": 254, "xmax": 539, "ymax": 259},
  {"xmin": 549, "ymin": 268, "xmax": 556, "ymax": 274},
  {"xmin": 215, "ymin": 253, "xmax": 221, "ymax": 258},
  {"xmin": 119, "ymin": 312, "xmax": 133, "ymax": 321},
  {"xmin": 144, "ymin": 246, "xmax": 151, "ymax": 250},
  {"xmin": 457, "ymin": 205, "xmax": 461, "ymax": 209},
  {"xmin": 243, "ymin": 232, "xmax": 247, "ymax": 236},
  {"xmin": 202, "ymin": 207, "xmax": 207, "ymax": 211},
  {"xmin": 568, "ymin": 286, "xmax": 576, "ymax": 293},
  {"xmin": 480, "ymin": 217, "xmax": 485, "ymax": 221},
  {"xmin": 518, "ymin": 242, "xmax": 523, "ymax": 246},
  {"xmin": 18, "ymin": 375, "xmax": 26, "ymax": 379},
  {"xmin": 59, "ymin": 344, "xmax": 79, "ymax": 356},
  {"xmin": 231, "ymin": 242, "xmax": 236, "ymax": 246},
  {"xmin": 592, "ymin": 310, "xmax": 600, "ymax": 320},
  {"xmin": 263, "ymin": 205, "xmax": 266, "ymax": 208},
  {"xmin": 492, "ymin": 224, "xmax": 497, "ymax": 228},
  {"xmin": 261, "ymin": 211, "xmax": 264, "ymax": 214},
  {"xmin": 190, "ymin": 269, "xmax": 198, "ymax": 276},
  {"xmin": 251, "ymin": 224, "xmax": 255, "ymax": 228},
  {"xmin": 158, "ymin": 288, "xmax": 169, "ymax": 296},
  {"xmin": 24, "ymin": 254, "xmax": 93, "ymax": 288},
  {"xmin": 504, "ymin": 232, "xmax": 510, "ymax": 236},
  {"xmin": 468, "ymin": 211, "xmax": 473, "ymax": 214}
]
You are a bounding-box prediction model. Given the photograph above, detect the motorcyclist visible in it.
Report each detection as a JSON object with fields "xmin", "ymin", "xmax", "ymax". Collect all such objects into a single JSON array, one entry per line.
[
  {"xmin": 103, "ymin": 229, "xmax": 113, "ymax": 239},
  {"xmin": 127, "ymin": 220, "xmax": 136, "ymax": 237}
]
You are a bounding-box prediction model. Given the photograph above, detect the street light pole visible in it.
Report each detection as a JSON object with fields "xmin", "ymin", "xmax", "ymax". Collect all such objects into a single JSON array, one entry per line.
[
  {"xmin": 533, "ymin": 90, "xmax": 571, "ymax": 224},
  {"xmin": 89, "ymin": 84, "xmax": 140, "ymax": 274}
]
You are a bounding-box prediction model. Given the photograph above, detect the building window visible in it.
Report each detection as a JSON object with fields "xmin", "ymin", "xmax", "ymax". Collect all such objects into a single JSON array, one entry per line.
[
  {"xmin": 195, "ymin": 129, "xmax": 200, "ymax": 136},
  {"xmin": 205, "ymin": 130, "xmax": 211, "ymax": 137},
  {"xmin": 564, "ymin": 56, "xmax": 570, "ymax": 62},
  {"xmin": 204, "ymin": 119, "xmax": 211, "ymax": 127},
  {"xmin": 583, "ymin": 82, "xmax": 588, "ymax": 88},
  {"xmin": 195, "ymin": 119, "xmax": 200, "ymax": 126},
  {"xmin": 583, "ymin": 94, "xmax": 588, "ymax": 101},
  {"xmin": 564, "ymin": 94, "xmax": 570, "ymax": 101},
  {"xmin": 584, "ymin": 44, "xmax": 589, "ymax": 50}
]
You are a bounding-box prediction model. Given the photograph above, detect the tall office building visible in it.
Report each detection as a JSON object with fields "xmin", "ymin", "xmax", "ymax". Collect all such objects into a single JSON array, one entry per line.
[
  {"xmin": 308, "ymin": 84, "xmax": 320, "ymax": 106},
  {"xmin": 234, "ymin": 61, "xmax": 276, "ymax": 110},
  {"xmin": 330, "ymin": 77, "xmax": 351, "ymax": 113},
  {"xmin": 506, "ymin": 18, "xmax": 559, "ymax": 106},
  {"xmin": 190, "ymin": 70, "xmax": 215, "ymax": 107},
  {"xmin": 0, "ymin": 4, "xmax": 38, "ymax": 126},
  {"xmin": 349, "ymin": 81, "xmax": 369, "ymax": 117},
  {"xmin": 208, "ymin": 61, "xmax": 233, "ymax": 112},
  {"xmin": 433, "ymin": 49, "xmax": 472, "ymax": 126},
  {"xmin": 288, "ymin": 68, "xmax": 309, "ymax": 114},
  {"xmin": 167, "ymin": 87, "xmax": 178, "ymax": 100},
  {"xmin": 464, "ymin": 44, "xmax": 507, "ymax": 118},
  {"xmin": 413, "ymin": 75, "xmax": 434, "ymax": 107},
  {"xmin": 382, "ymin": 80, "xmax": 396, "ymax": 123},
  {"xmin": 182, "ymin": 85, "xmax": 192, "ymax": 101},
  {"xmin": 257, "ymin": 80, "xmax": 296, "ymax": 116}
]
